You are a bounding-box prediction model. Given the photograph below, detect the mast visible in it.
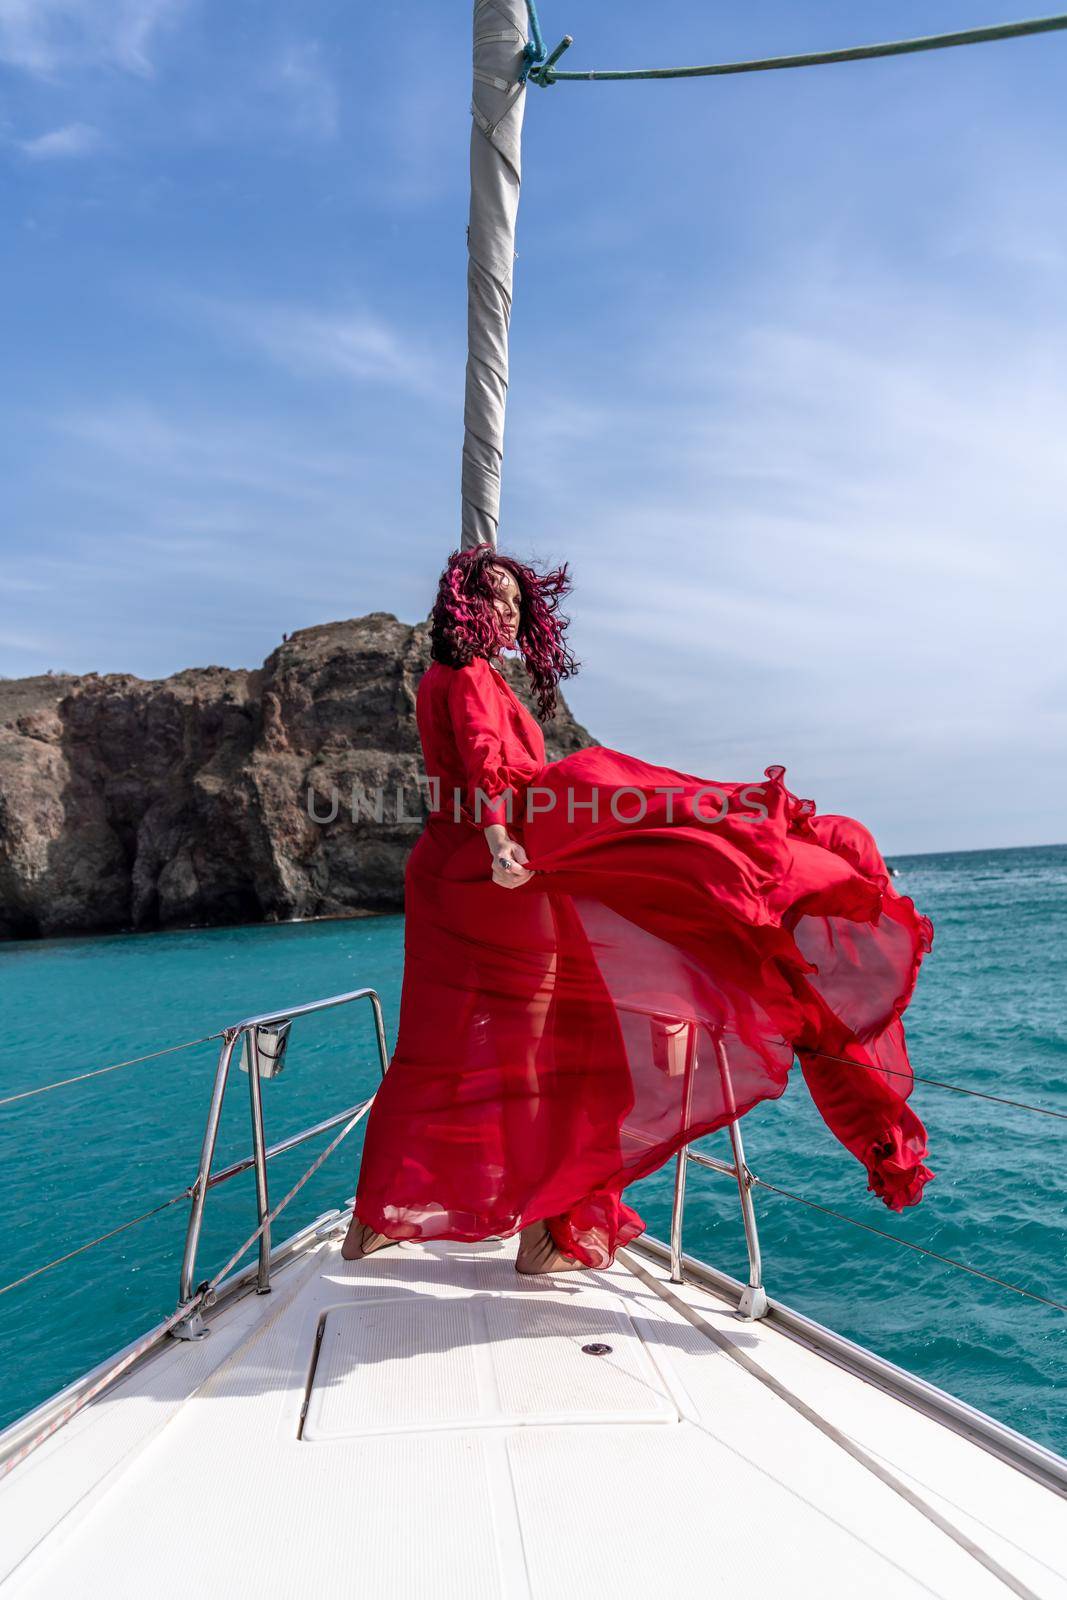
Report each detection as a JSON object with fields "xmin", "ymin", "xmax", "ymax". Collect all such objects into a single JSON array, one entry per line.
[{"xmin": 460, "ymin": 0, "xmax": 530, "ymax": 551}]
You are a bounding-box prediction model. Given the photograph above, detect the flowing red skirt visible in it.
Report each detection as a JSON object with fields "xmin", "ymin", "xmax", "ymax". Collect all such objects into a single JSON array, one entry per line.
[{"xmin": 353, "ymin": 751, "xmax": 934, "ymax": 1268}]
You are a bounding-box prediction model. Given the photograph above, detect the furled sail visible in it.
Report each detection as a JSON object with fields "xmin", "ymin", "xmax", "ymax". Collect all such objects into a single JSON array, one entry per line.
[{"xmin": 461, "ymin": 0, "xmax": 530, "ymax": 550}]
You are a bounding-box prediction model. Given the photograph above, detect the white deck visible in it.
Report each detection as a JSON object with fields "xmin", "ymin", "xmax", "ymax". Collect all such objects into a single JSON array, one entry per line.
[{"xmin": 2, "ymin": 1227, "xmax": 1064, "ymax": 1599}]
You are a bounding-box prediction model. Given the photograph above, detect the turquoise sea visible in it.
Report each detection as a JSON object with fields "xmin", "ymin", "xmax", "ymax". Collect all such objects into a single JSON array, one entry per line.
[{"xmin": 1, "ymin": 843, "xmax": 1064, "ymax": 1450}]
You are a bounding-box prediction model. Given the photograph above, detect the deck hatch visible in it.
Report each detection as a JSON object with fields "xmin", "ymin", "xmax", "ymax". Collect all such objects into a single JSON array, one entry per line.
[{"xmin": 302, "ymin": 1292, "xmax": 679, "ymax": 1439}]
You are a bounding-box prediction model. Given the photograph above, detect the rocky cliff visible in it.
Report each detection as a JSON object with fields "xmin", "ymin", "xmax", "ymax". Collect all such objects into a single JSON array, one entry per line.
[{"xmin": 0, "ymin": 615, "xmax": 595, "ymax": 941}]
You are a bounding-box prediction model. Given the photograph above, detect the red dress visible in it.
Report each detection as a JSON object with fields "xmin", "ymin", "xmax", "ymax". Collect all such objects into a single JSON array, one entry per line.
[{"xmin": 352, "ymin": 653, "xmax": 934, "ymax": 1267}]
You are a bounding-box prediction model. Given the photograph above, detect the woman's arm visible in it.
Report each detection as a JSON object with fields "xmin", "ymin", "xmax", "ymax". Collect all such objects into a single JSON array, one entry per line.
[{"xmin": 446, "ymin": 662, "xmax": 533, "ymax": 887}]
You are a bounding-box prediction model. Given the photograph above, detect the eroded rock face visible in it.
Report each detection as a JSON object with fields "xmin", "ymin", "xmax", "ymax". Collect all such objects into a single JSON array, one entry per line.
[{"xmin": 0, "ymin": 615, "xmax": 594, "ymax": 940}]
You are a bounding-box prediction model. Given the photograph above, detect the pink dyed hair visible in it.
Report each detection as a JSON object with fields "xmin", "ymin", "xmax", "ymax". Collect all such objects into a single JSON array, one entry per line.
[{"xmin": 429, "ymin": 544, "xmax": 580, "ymax": 720}]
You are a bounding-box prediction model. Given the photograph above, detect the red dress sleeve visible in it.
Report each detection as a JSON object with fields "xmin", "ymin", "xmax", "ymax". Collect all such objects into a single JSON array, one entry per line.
[
  {"xmin": 798, "ymin": 1030, "xmax": 934, "ymax": 1210},
  {"xmin": 446, "ymin": 659, "xmax": 529, "ymax": 830},
  {"xmin": 788, "ymin": 809, "xmax": 936, "ymax": 1210}
]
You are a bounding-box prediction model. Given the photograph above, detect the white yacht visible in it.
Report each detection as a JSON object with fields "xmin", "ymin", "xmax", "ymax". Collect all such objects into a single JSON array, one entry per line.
[
  {"xmin": 0, "ymin": 987, "xmax": 1064, "ymax": 1599},
  {"xmin": 4, "ymin": 6, "xmax": 1066, "ymax": 1595}
]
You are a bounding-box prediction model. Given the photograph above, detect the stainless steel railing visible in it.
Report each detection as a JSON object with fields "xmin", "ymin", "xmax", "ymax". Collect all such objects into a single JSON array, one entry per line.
[
  {"xmin": 173, "ymin": 987, "xmax": 389, "ymax": 1338},
  {"xmin": 175, "ymin": 996, "xmax": 770, "ymax": 1336},
  {"xmin": 0, "ymin": 987, "xmax": 389, "ymax": 1475},
  {"xmin": 662, "ymin": 1031, "xmax": 1064, "ymax": 1323},
  {"xmin": 663, "ymin": 1025, "xmax": 768, "ymax": 1317}
]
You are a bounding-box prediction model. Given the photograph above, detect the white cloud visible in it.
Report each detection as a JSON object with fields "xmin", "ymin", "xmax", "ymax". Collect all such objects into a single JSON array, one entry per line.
[
  {"xmin": 501, "ymin": 248, "xmax": 1067, "ymax": 849},
  {"xmin": 181, "ymin": 32, "xmax": 341, "ymax": 150},
  {"xmin": 46, "ymin": 397, "xmax": 369, "ymax": 500},
  {"xmin": 3, "ymin": 390, "xmax": 445, "ymax": 677},
  {"xmin": 157, "ymin": 288, "xmax": 448, "ymax": 400},
  {"xmin": 264, "ymin": 37, "xmax": 338, "ymax": 142},
  {"xmin": 16, "ymin": 120, "xmax": 104, "ymax": 159},
  {"xmin": 0, "ymin": 0, "xmax": 187, "ymax": 79},
  {"xmin": 0, "ymin": 626, "xmax": 60, "ymax": 655},
  {"xmin": 933, "ymin": 132, "xmax": 1067, "ymax": 276}
]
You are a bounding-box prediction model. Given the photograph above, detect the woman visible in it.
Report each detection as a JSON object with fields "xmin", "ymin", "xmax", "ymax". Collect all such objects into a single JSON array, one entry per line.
[{"xmin": 343, "ymin": 544, "xmax": 934, "ymax": 1273}]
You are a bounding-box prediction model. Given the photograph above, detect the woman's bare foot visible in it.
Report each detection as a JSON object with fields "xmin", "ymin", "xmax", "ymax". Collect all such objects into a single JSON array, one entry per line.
[
  {"xmin": 514, "ymin": 1221, "xmax": 587, "ymax": 1275},
  {"xmin": 340, "ymin": 1220, "xmax": 398, "ymax": 1261}
]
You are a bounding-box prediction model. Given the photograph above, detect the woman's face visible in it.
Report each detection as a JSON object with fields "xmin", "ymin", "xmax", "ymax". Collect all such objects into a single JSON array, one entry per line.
[{"xmin": 487, "ymin": 563, "xmax": 521, "ymax": 649}]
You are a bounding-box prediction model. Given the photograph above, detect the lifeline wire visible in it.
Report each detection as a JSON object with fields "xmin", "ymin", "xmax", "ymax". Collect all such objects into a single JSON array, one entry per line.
[
  {"xmin": 0, "ymin": 1097, "xmax": 375, "ymax": 1302},
  {"xmin": 530, "ymin": 10, "xmax": 1067, "ymax": 84},
  {"xmin": 805, "ymin": 1050, "xmax": 1067, "ymax": 1123},
  {"xmin": 0, "ymin": 1033, "xmax": 223, "ymax": 1107},
  {"xmin": 191, "ymin": 1097, "xmax": 373, "ymax": 1299},
  {"xmin": 4, "ymin": 1032, "xmax": 1062, "ymax": 1127},
  {"xmin": 753, "ymin": 1177, "xmax": 1067, "ymax": 1313},
  {"xmin": 0, "ymin": 1097, "xmax": 375, "ymax": 1480},
  {"xmin": 0, "ymin": 1189, "xmax": 192, "ymax": 1299}
]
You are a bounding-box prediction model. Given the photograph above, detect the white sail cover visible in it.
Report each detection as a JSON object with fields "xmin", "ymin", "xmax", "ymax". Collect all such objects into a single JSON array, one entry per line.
[{"xmin": 461, "ymin": 0, "xmax": 530, "ymax": 550}]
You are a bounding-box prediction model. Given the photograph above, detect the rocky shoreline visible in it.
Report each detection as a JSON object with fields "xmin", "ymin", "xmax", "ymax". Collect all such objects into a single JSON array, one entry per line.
[{"xmin": 0, "ymin": 614, "xmax": 594, "ymax": 941}]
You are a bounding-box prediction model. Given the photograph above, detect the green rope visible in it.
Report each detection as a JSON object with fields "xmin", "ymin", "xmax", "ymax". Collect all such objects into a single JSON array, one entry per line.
[
  {"xmin": 530, "ymin": 11, "xmax": 1067, "ymax": 85},
  {"xmin": 519, "ymin": 0, "xmax": 548, "ymax": 83}
]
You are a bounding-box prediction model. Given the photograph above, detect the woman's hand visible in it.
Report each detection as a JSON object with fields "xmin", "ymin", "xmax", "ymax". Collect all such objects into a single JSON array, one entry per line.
[{"xmin": 484, "ymin": 824, "xmax": 533, "ymax": 889}]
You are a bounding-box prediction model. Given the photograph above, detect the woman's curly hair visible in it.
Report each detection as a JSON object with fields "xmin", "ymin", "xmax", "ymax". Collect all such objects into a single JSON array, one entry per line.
[{"xmin": 430, "ymin": 544, "xmax": 579, "ymax": 720}]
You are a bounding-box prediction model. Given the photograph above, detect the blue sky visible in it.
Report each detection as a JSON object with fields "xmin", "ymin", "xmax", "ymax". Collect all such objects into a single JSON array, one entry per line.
[{"xmin": 2, "ymin": 1, "xmax": 1065, "ymax": 853}]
